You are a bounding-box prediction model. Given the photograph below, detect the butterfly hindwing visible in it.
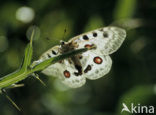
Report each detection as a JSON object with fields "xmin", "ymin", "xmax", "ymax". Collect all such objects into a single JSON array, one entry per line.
[
  {"xmin": 57, "ymin": 59, "xmax": 86, "ymax": 88},
  {"xmin": 80, "ymin": 50, "xmax": 112, "ymax": 80}
]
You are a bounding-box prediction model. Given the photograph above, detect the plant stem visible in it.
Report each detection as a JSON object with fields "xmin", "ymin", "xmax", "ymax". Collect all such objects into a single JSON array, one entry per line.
[{"xmin": 0, "ymin": 48, "xmax": 88, "ymax": 90}]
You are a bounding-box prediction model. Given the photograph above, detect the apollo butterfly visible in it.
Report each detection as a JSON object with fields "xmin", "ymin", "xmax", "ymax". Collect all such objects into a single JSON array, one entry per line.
[{"xmin": 34, "ymin": 26, "xmax": 126, "ymax": 88}]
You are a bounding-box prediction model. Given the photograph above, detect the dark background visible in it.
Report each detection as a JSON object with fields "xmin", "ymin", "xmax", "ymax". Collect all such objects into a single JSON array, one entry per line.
[{"xmin": 0, "ymin": 0, "xmax": 156, "ymax": 115}]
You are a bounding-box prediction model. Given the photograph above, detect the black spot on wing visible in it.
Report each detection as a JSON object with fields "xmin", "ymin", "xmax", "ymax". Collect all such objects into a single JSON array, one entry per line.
[
  {"xmin": 103, "ymin": 31, "xmax": 108, "ymax": 38},
  {"xmin": 83, "ymin": 35, "xmax": 89, "ymax": 40},
  {"xmin": 93, "ymin": 32, "xmax": 97, "ymax": 37},
  {"xmin": 84, "ymin": 65, "xmax": 92, "ymax": 73},
  {"xmin": 52, "ymin": 50, "xmax": 57, "ymax": 55},
  {"xmin": 79, "ymin": 55, "xmax": 83, "ymax": 59},
  {"xmin": 47, "ymin": 53, "xmax": 51, "ymax": 58}
]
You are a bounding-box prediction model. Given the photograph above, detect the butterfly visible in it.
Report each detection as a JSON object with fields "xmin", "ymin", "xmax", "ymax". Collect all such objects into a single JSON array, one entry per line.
[{"xmin": 35, "ymin": 26, "xmax": 126, "ymax": 88}]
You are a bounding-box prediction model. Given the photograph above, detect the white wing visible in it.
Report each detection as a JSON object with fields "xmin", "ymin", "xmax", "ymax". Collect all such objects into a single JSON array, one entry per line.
[
  {"xmin": 70, "ymin": 26, "xmax": 126, "ymax": 55},
  {"xmin": 80, "ymin": 50, "xmax": 112, "ymax": 80}
]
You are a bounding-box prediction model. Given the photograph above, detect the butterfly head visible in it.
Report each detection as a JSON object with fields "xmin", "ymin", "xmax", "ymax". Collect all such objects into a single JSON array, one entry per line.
[
  {"xmin": 60, "ymin": 40, "xmax": 75, "ymax": 53},
  {"xmin": 60, "ymin": 40, "xmax": 66, "ymax": 46}
]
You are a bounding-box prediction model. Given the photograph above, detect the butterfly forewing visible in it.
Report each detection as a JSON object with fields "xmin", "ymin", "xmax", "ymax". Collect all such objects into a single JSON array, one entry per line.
[{"xmin": 70, "ymin": 26, "xmax": 126, "ymax": 55}]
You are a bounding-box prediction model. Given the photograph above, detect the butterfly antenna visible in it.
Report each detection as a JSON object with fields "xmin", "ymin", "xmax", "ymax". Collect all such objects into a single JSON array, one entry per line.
[
  {"xmin": 32, "ymin": 73, "xmax": 46, "ymax": 87},
  {"xmin": 62, "ymin": 25, "xmax": 68, "ymax": 40},
  {"xmin": 1, "ymin": 89, "xmax": 21, "ymax": 111}
]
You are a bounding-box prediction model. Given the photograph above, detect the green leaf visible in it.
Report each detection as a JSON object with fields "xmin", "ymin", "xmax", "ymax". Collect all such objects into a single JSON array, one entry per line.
[
  {"xmin": 0, "ymin": 28, "xmax": 35, "ymax": 89},
  {"xmin": 0, "ymin": 69, "xmax": 27, "ymax": 89},
  {"xmin": 21, "ymin": 29, "xmax": 34, "ymax": 71}
]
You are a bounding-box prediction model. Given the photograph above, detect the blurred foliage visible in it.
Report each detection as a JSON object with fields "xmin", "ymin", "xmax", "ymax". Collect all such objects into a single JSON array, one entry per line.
[{"xmin": 0, "ymin": 0, "xmax": 156, "ymax": 115}]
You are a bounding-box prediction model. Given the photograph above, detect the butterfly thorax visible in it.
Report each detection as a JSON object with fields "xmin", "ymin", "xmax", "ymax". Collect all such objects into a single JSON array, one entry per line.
[{"xmin": 60, "ymin": 41, "xmax": 83, "ymax": 76}]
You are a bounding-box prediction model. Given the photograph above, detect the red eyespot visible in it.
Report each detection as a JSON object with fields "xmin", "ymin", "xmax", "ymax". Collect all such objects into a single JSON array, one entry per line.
[
  {"xmin": 64, "ymin": 70, "xmax": 70, "ymax": 78},
  {"xmin": 93, "ymin": 57, "xmax": 103, "ymax": 64},
  {"xmin": 85, "ymin": 44, "xmax": 93, "ymax": 48}
]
